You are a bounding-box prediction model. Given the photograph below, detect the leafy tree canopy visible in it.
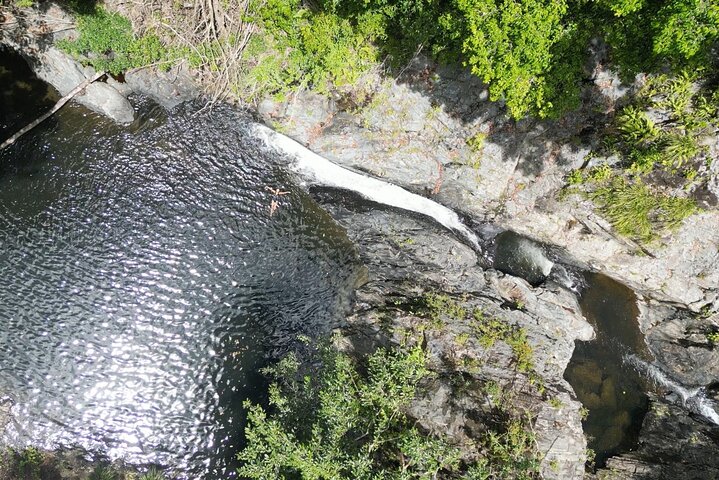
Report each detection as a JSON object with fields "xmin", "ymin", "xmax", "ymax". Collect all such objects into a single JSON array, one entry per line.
[{"xmin": 310, "ymin": 0, "xmax": 719, "ymax": 118}]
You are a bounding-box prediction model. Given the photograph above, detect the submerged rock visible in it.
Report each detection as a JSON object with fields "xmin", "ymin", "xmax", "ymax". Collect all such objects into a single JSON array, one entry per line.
[{"xmin": 493, "ymin": 230, "xmax": 554, "ymax": 286}]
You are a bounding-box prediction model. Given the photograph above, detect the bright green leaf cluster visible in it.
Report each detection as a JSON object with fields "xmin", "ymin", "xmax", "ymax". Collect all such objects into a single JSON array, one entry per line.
[
  {"xmin": 589, "ymin": 177, "xmax": 698, "ymax": 242},
  {"xmin": 239, "ymin": 0, "xmax": 382, "ymax": 101},
  {"xmin": 238, "ymin": 341, "xmax": 542, "ymax": 479},
  {"xmin": 57, "ymin": 6, "xmax": 170, "ymax": 74},
  {"xmin": 237, "ymin": 344, "xmax": 463, "ymax": 478}
]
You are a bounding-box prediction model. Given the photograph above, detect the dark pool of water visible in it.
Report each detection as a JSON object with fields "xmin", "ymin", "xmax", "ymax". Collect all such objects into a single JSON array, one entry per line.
[
  {"xmin": 0, "ymin": 49, "xmax": 361, "ymax": 478},
  {"xmin": 564, "ymin": 273, "xmax": 651, "ymax": 468},
  {"xmin": 1, "ymin": 46, "xmax": 59, "ymax": 137}
]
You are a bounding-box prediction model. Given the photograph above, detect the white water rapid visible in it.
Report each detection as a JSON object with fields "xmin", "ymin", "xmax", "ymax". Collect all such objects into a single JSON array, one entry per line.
[
  {"xmin": 252, "ymin": 123, "xmax": 482, "ymax": 252},
  {"xmin": 625, "ymin": 355, "xmax": 719, "ymax": 425}
]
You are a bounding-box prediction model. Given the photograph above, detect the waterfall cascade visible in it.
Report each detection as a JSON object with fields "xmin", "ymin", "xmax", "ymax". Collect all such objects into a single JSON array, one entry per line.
[
  {"xmin": 625, "ymin": 355, "xmax": 719, "ymax": 425},
  {"xmin": 252, "ymin": 123, "xmax": 482, "ymax": 253}
]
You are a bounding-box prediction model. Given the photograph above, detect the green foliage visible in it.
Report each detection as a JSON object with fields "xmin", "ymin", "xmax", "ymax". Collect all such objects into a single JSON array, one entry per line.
[
  {"xmin": 58, "ymin": 6, "xmax": 169, "ymax": 74},
  {"xmin": 466, "ymin": 132, "xmax": 488, "ymax": 153},
  {"xmin": 424, "ymin": 293, "xmax": 467, "ymax": 323},
  {"xmin": 15, "ymin": 0, "xmax": 34, "ymax": 7},
  {"xmin": 90, "ymin": 465, "xmax": 118, "ymax": 480},
  {"xmin": 239, "ymin": 0, "xmax": 381, "ymax": 101},
  {"xmin": 617, "ymin": 107, "xmax": 660, "ymax": 143},
  {"xmin": 627, "ymin": 147, "xmax": 663, "ymax": 174},
  {"xmin": 422, "ymin": 294, "xmax": 536, "ymax": 375},
  {"xmin": 618, "ymin": 73, "xmax": 715, "ymax": 174},
  {"xmin": 451, "ymin": 0, "xmax": 570, "ymax": 118},
  {"xmin": 570, "ymin": 71, "xmax": 713, "ymax": 244},
  {"xmin": 237, "ymin": 343, "xmax": 471, "ymax": 478},
  {"xmin": 310, "ymin": 0, "xmax": 717, "ymax": 118},
  {"xmin": 472, "ymin": 309, "xmax": 535, "ymax": 374},
  {"xmin": 651, "ymin": 0, "xmax": 719, "ymax": 61},
  {"xmin": 589, "ymin": 178, "xmax": 698, "ymax": 242},
  {"xmin": 602, "ymin": 0, "xmax": 719, "ymax": 78},
  {"xmin": 601, "ymin": 0, "xmax": 647, "ymax": 17},
  {"xmin": 464, "ymin": 417, "xmax": 540, "ymax": 480},
  {"xmin": 663, "ymin": 133, "xmax": 700, "ymax": 168},
  {"xmin": 139, "ymin": 467, "xmax": 167, "ymax": 480},
  {"xmin": 238, "ymin": 340, "xmax": 542, "ymax": 479},
  {"xmin": 18, "ymin": 447, "xmax": 42, "ymax": 480}
]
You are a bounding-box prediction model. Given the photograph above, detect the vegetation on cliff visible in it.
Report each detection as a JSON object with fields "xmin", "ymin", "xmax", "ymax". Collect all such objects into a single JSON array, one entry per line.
[
  {"xmin": 55, "ymin": 3, "xmax": 169, "ymax": 74},
  {"xmin": 566, "ymin": 70, "xmax": 716, "ymax": 243},
  {"xmin": 26, "ymin": 0, "xmax": 715, "ymax": 119},
  {"xmin": 238, "ymin": 339, "xmax": 542, "ymax": 479}
]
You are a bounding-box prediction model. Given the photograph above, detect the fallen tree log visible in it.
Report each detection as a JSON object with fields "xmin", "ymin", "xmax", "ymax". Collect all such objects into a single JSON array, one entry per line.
[{"xmin": 1, "ymin": 70, "xmax": 106, "ymax": 150}]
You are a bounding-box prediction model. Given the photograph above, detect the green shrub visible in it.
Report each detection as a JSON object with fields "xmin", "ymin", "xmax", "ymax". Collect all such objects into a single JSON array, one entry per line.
[
  {"xmin": 237, "ymin": 344, "xmax": 466, "ymax": 478},
  {"xmin": 616, "ymin": 107, "xmax": 660, "ymax": 143},
  {"xmin": 139, "ymin": 467, "xmax": 167, "ymax": 480},
  {"xmin": 58, "ymin": 6, "xmax": 169, "ymax": 74},
  {"xmin": 238, "ymin": 0, "xmax": 381, "ymax": 101},
  {"xmin": 466, "ymin": 132, "xmax": 488, "ymax": 153},
  {"xmin": 18, "ymin": 447, "xmax": 42, "ymax": 480},
  {"xmin": 662, "ymin": 133, "xmax": 701, "ymax": 169},
  {"xmin": 628, "ymin": 147, "xmax": 663, "ymax": 174},
  {"xmin": 424, "ymin": 293, "xmax": 468, "ymax": 323},
  {"xmin": 238, "ymin": 341, "xmax": 542, "ymax": 479},
  {"xmin": 89, "ymin": 465, "xmax": 118, "ymax": 480},
  {"xmin": 573, "ymin": 71, "xmax": 713, "ymax": 242},
  {"xmin": 589, "ymin": 178, "xmax": 698, "ymax": 242},
  {"xmin": 464, "ymin": 417, "xmax": 540, "ymax": 480}
]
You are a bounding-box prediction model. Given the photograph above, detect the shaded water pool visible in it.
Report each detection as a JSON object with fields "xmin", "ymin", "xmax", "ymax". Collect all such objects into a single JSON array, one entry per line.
[
  {"xmin": 0, "ymin": 49, "xmax": 361, "ymax": 478},
  {"xmin": 564, "ymin": 273, "xmax": 651, "ymax": 468}
]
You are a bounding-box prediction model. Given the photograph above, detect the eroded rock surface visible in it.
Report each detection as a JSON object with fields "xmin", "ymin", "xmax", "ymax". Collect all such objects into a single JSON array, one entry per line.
[
  {"xmin": 260, "ymin": 56, "xmax": 719, "ymax": 311},
  {"xmin": 321, "ymin": 201, "xmax": 592, "ymax": 479},
  {"xmin": 592, "ymin": 397, "xmax": 719, "ymax": 480}
]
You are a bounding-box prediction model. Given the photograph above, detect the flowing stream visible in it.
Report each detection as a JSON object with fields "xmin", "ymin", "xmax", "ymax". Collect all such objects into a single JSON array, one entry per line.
[{"xmin": 3, "ymin": 46, "xmax": 717, "ymax": 478}]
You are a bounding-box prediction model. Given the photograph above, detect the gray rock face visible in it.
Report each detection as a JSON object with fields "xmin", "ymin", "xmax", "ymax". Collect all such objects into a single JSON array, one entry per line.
[
  {"xmin": 0, "ymin": 4, "xmax": 136, "ymax": 124},
  {"xmin": 125, "ymin": 66, "xmax": 198, "ymax": 110},
  {"xmin": 264, "ymin": 54, "xmax": 718, "ymax": 311},
  {"xmin": 641, "ymin": 305, "xmax": 719, "ymax": 388},
  {"xmin": 594, "ymin": 397, "xmax": 719, "ymax": 480},
  {"xmin": 321, "ymin": 203, "xmax": 591, "ymax": 479}
]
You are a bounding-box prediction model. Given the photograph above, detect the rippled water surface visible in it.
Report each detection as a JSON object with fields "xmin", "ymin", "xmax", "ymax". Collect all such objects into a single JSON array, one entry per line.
[{"xmin": 0, "ymin": 49, "xmax": 360, "ymax": 477}]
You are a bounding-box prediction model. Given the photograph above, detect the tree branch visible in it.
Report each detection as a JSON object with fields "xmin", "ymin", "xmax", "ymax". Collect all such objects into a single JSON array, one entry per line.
[{"xmin": 1, "ymin": 70, "xmax": 106, "ymax": 151}]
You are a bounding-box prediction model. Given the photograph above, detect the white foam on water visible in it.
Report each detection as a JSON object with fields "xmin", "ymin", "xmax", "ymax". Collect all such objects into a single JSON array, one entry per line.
[
  {"xmin": 516, "ymin": 238, "xmax": 554, "ymax": 277},
  {"xmin": 625, "ymin": 355, "xmax": 719, "ymax": 425},
  {"xmin": 252, "ymin": 123, "xmax": 482, "ymax": 252},
  {"xmin": 549, "ymin": 263, "xmax": 580, "ymax": 293}
]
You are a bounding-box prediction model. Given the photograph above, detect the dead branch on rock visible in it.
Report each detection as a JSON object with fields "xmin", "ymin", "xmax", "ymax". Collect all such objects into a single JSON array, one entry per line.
[
  {"xmin": 122, "ymin": 0, "xmax": 255, "ymax": 106},
  {"xmin": 0, "ymin": 70, "xmax": 105, "ymax": 150}
]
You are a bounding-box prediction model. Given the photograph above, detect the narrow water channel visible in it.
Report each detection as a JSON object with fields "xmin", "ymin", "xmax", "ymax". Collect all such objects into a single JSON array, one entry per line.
[
  {"xmin": 564, "ymin": 273, "xmax": 651, "ymax": 468},
  {"xmin": 0, "ymin": 48, "xmax": 361, "ymax": 478}
]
